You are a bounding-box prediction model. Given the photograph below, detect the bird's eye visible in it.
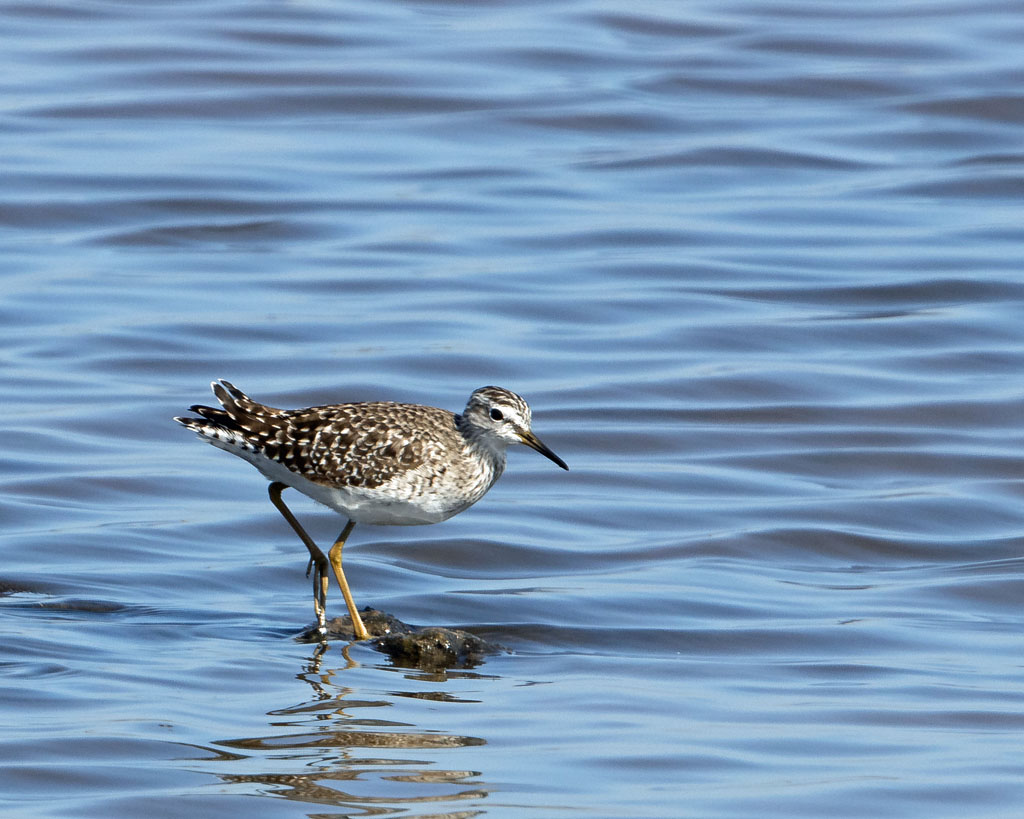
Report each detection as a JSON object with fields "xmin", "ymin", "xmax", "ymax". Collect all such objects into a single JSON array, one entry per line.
[{"xmin": 489, "ymin": 408, "xmax": 504, "ymax": 421}]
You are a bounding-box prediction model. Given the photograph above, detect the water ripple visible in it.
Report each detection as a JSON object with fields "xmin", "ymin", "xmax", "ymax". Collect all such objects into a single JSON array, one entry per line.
[{"xmin": 2, "ymin": 0, "xmax": 1024, "ymax": 817}]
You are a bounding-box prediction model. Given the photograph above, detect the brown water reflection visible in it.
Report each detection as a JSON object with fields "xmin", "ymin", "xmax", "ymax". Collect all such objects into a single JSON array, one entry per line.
[{"xmin": 209, "ymin": 651, "xmax": 489, "ymax": 815}]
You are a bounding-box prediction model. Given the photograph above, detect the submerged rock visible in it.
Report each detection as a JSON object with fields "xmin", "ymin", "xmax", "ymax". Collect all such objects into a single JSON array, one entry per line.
[
  {"xmin": 302, "ymin": 608, "xmax": 501, "ymax": 670},
  {"xmin": 376, "ymin": 625, "xmax": 498, "ymax": 671}
]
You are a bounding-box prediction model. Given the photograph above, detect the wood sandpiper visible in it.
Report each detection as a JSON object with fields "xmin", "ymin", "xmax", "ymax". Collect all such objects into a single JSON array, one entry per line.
[{"xmin": 175, "ymin": 381, "xmax": 568, "ymax": 641}]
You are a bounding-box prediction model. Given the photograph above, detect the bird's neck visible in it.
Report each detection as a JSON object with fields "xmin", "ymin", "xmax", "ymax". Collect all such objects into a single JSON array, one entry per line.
[{"xmin": 456, "ymin": 415, "xmax": 508, "ymax": 480}]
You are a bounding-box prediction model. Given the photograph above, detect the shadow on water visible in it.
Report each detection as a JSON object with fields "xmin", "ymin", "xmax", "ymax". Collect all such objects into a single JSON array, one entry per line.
[{"xmin": 207, "ymin": 646, "xmax": 491, "ymax": 816}]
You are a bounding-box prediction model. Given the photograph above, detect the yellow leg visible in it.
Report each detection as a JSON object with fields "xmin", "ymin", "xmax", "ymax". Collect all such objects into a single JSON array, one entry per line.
[
  {"xmin": 268, "ymin": 482, "xmax": 329, "ymax": 638},
  {"xmin": 328, "ymin": 520, "xmax": 370, "ymax": 641}
]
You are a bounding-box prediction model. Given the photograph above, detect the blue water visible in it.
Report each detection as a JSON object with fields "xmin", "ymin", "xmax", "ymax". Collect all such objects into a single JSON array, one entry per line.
[{"xmin": 2, "ymin": 0, "xmax": 1024, "ymax": 816}]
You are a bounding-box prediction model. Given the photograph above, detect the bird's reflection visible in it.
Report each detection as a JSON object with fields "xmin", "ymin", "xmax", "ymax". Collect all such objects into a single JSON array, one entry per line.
[{"xmin": 209, "ymin": 642, "xmax": 492, "ymax": 815}]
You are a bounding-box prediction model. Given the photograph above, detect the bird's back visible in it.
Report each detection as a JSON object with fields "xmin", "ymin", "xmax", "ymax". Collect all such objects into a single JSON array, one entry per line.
[{"xmin": 176, "ymin": 381, "xmax": 504, "ymax": 525}]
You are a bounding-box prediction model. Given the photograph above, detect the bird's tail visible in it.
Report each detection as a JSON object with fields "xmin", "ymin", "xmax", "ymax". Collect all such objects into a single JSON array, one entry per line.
[{"xmin": 173, "ymin": 380, "xmax": 281, "ymax": 444}]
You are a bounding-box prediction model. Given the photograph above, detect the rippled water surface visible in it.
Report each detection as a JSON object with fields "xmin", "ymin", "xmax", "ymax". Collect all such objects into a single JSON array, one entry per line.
[{"xmin": 3, "ymin": 1, "xmax": 1024, "ymax": 816}]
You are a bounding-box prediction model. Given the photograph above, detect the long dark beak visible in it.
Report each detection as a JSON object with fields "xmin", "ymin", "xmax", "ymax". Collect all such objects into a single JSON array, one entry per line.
[{"xmin": 519, "ymin": 430, "xmax": 569, "ymax": 471}]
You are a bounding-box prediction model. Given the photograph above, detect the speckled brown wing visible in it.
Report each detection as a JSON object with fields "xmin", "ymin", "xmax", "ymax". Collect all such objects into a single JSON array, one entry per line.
[
  {"xmin": 275, "ymin": 402, "xmax": 456, "ymax": 489},
  {"xmin": 178, "ymin": 381, "xmax": 462, "ymax": 491}
]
